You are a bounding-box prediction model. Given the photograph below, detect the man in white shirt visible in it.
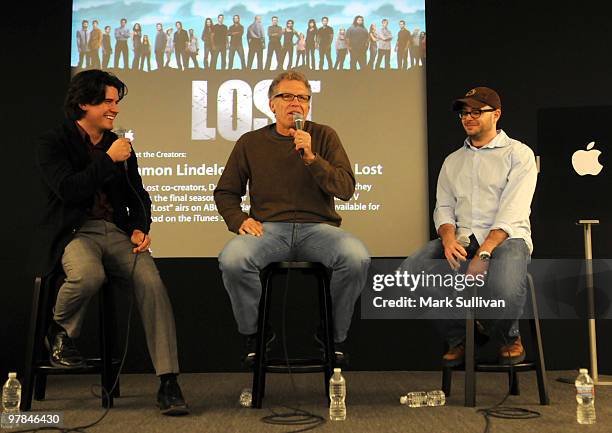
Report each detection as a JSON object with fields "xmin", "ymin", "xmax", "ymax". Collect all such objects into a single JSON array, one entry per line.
[{"xmin": 400, "ymin": 87, "xmax": 537, "ymax": 366}]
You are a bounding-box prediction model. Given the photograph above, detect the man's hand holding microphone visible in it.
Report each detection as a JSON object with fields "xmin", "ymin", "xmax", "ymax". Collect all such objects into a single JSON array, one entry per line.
[
  {"xmin": 107, "ymin": 129, "xmax": 132, "ymax": 166},
  {"xmin": 290, "ymin": 113, "xmax": 315, "ymax": 163}
]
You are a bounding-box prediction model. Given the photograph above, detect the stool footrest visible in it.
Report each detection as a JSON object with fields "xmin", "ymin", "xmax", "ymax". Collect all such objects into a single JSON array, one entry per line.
[
  {"xmin": 265, "ymin": 358, "xmax": 329, "ymax": 373},
  {"xmin": 35, "ymin": 358, "xmax": 122, "ymax": 374},
  {"xmin": 476, "ymin": 362, "xmax": 536, "ymax": 372},
  {"xmin": 445, "ymin": 361, "xmax": 536, "ymax": 373}
]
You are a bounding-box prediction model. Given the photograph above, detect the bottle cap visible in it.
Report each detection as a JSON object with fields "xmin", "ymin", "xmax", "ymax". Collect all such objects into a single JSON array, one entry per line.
[
  {"xmin": 8, "ymin": 372, "xmax": 16, "ymax": 378},
  {"xmin": 333, "ymin": 368, "xmax": 342, "ymax": 374},
  {"xmin": 579, "ymin": 368, "xmax": 588, "ymax": 374},
  {"xmin": 400, "ymin": 395, "xmax": 408, "ymax": 405}
]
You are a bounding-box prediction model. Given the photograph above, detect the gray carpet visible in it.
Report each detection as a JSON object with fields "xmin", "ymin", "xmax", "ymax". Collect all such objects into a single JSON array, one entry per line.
[{"xmin": 18, "ymin": 371, "xmax": 611, "ymax": 433}]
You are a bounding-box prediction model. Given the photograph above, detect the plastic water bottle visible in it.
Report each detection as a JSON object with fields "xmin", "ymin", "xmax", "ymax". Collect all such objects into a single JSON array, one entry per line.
[
  {"xmin": 400, "ymin": 391, "xmax": 427, "ymax": 407},
  {"xmin": 239, "ymin": 388, "xmax": 252, "ymax": 407},
  {"xmin": 400, "ymin": 390, "xmax": 446, "ymax": 407},
  {"xmin": 329, "ymin": 368, "xmax": 346, "ymax": 421},
  {"xmin": 426, "ymin": 390, "xmax": 446, "ymax": 406},
  {"xmin": 2, "ymin": 372, "xmax": 21, "ymax": 414},
  {"xmin": 575, "ymin": 368, "xmax": 596, "ymax": 424}
]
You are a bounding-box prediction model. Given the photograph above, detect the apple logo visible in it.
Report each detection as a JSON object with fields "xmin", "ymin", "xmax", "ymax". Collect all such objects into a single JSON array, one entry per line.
[
  {"xmin": 124, "ymin": 130, "xmax": 135, "ymax": 141},
  {"xmin": 571, "ymin": 142, "xmax": 603, "ymax": 176}
]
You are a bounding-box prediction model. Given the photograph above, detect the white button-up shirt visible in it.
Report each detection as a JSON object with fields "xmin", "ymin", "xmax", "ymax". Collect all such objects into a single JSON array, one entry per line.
[{"xmin": 433, "ymin": 130, "xmax": 538, "ymax": 253}]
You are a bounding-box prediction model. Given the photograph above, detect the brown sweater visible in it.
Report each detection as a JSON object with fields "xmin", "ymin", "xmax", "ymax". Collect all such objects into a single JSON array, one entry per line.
[{"xmin": 214, "ymin": 122, "xmax": 355, "ymax": 233}]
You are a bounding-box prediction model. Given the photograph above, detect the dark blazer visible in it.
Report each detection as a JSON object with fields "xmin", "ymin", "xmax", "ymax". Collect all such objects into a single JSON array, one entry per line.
[{"xmin": 34, "ymin": 119, "xmax": 151, "ymax": 276}]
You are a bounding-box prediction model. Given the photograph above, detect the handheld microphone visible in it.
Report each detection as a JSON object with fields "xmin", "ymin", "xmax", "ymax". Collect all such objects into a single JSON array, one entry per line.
[
  {"xmin": 293, "ymin": 112, "xmax": 304, "ymax": 131},
  {"xmin": 292, "ymin": 113, "xmax": 305, "ymax": 157},
  {"xmin": 454, "ymin": 229, "xmax": 470, "ymax": 273},
  {"xmin": 113, "ymin": 127, "xmax": 130, "ymax": 171},
  {"xmin": 455, "ymin": 227, "xmax": 471, "ymax": 248},
  {"xmin": 457, "ymin": 234, "xmax": 470, "ymax": 248}
]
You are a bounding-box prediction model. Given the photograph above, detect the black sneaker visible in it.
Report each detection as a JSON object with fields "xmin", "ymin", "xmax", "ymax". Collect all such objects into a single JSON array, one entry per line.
[
  {"xmin": 314, "ymin": 329, "xmax": 349, "ymax": 365},
  {"xmin": 243, "ymin": 330, "xmax": 276, "ymax": 368},
  {"xmin": 45, "ymin": 321, "xmax": 86, "ymax": 369},
  {"xmin": 157, "ymin": 378, "xmax": 189, "ymax": 416}
]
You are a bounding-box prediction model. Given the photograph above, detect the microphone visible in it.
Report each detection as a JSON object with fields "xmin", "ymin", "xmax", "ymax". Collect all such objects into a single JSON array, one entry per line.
[
  {"xmin": 292, "ymin": 113, "xmax": 305, "ymax": 157},
  {"xmin": 113, "ymin": 127, "xmax": 130, "ymax": 171},
  {"xmin": 293, "ymin": 112, "xmax": 304, "ymax": 131},
  {"xmin": 454, "ymin": 230, "xmax": 470, "ymax": 273},
  {"xmin": 457, "ymin": 234, "xmax": 470, "ymax": 248},
  {"xmin": 455, "ymin": 227, "xmax": 471, "ymax": 248}
]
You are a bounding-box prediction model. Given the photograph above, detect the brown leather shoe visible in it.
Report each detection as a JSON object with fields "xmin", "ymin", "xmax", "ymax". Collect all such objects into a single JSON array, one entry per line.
[
  {"xmin": 499, "ymin": 337, "xmax": 526, "ymax": 365},
  {"xmin": 442, "ymin": 343, "xmax": 465, "ymax": 367}
]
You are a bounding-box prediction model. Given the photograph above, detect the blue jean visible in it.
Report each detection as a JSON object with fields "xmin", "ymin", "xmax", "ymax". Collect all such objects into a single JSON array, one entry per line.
[
  {"xmin": 399, "ymin": 237, "xmax": 530, "ymax": 348},
  {"xmin": 218, "ymin": 222, "xmax": 371, "ymax": 342}
]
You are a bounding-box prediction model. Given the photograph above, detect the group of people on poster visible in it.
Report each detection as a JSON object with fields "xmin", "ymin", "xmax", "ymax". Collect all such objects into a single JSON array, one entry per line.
[{"xmin": 75, "ymin": 15, "xmax": 426, "ymax": 72}]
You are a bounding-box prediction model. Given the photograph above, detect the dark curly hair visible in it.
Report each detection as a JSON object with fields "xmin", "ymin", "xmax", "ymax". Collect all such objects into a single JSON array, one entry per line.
[{"xmin": 64, "ymin": 69, "xmax": 127, "ymax": 120}]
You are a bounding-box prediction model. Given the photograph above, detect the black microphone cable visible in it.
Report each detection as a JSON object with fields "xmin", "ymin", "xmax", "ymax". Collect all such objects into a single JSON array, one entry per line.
[
  {"xmin": 476, "ymin": 312, "xmax": 540, "ymax": 433},
  {"xmin": 82, "ymin": 149, "xmax": 153, "ymax": 421},
  {"xmin": 455, "ymin": 241, "xmax": 540, "ymax": 433},
  {"xmin": 260, "ymin": 125, "xmax": 326, "ymax": 433},
  {"xmin": 68, "ymin": 150, "xmax": 152, "ymax": 432},
  {"xmin": 260, "ymin": 255, "xmax": 326, "ymax": 433}
]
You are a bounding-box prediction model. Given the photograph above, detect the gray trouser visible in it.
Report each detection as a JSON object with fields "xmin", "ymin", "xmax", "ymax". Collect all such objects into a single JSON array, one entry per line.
[{"xmin": 53, "ymin": 219, "xmax": 179, "ymax": 375}]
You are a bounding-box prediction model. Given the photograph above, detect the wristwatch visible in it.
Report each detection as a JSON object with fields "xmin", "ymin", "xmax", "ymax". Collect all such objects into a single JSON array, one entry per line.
[{"xmin": 478, "ymin": 251, "xmax": 491, "ymax": 262}]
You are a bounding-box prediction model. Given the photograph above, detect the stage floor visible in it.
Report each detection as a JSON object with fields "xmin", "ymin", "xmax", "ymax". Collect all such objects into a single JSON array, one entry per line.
[{"xmin": 23, "ymin": 370, "xmax": 611, "ymax": 433}]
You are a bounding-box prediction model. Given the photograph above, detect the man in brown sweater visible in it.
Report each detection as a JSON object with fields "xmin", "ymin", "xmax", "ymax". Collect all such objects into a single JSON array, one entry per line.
[{"xmin": 215, "ymin": 70, "xmax": 370, "ymax": 365}]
